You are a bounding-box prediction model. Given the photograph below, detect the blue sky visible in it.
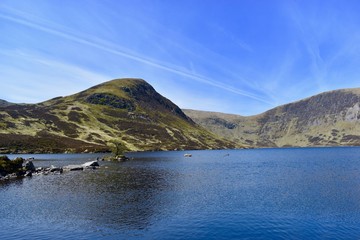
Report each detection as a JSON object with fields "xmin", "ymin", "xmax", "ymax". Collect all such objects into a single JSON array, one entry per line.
[{"xmin": 1, "ymin": 0, "xmax": 360, "ymax": 115}]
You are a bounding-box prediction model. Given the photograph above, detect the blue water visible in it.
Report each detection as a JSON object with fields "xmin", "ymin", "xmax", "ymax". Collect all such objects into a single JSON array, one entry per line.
[{"xmin": 1, "ymin": 147, "xmax": 360, "ymax": 239}]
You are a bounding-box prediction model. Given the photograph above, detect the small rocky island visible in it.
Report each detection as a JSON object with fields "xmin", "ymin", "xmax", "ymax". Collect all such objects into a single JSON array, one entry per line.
[{"xmin": 0, "ymin": 155, "xmax": 101, "ymax": 181}]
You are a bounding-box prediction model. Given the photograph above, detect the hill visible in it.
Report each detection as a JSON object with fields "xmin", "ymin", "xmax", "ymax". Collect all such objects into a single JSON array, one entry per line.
[
  {"xmin": 0, "ymin": 100, "xmax": 15, "ymax": 107},
  {"xmin": 184, "ymin": 88, "xmax": 360, "ymax": 148},
  {"xmin": 0, "ymin": 78, "xmax": 236, "ymax": 153}
]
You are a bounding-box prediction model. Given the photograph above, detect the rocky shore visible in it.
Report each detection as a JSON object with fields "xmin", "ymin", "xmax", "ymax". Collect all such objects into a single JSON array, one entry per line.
[{"xmin": 0, "ymin": 155, "xmax": 101, "ymax": 181}]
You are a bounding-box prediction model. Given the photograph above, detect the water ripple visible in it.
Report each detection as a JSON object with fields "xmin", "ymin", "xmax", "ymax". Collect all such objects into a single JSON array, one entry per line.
[{"xmin": 2, "ymin": 148, "xmax": 360, "ymax": 239}]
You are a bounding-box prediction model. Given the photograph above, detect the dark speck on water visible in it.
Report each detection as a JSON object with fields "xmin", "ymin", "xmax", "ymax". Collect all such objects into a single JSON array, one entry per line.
[{"xmin": 2, "ymin": 148, "xmax": 360, "ymax": 239}]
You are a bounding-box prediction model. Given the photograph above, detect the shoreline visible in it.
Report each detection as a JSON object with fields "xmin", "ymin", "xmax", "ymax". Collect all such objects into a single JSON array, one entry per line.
[
  {"xmin": 3, "ymin": 144, "xmax": 360, "ymax": 155},
  {"xmin": 0, "ymin": 155, "xmax": 102, "ymax": 181}
]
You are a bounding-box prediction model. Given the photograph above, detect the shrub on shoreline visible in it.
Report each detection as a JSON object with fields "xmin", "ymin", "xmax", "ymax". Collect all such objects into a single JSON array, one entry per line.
[{"xmin": 0, "ymin": 155, "xmax": 24, "ymax": 176}]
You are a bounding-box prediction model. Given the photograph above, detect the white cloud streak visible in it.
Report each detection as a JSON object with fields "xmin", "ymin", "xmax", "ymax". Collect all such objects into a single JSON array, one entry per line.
[
  {"xmin": 0, "ymin": 7, "xmax": 274, "ymax": 105},
  {"xmin": 0, "ymin": 49, "xmax": 112, "ymax": 103}
]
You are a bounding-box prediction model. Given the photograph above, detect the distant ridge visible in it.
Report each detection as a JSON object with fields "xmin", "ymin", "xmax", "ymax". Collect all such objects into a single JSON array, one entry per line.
[
  {"xmin": 184, "ymin": 88, "xmax": 360, "ymax": 147},
  {"xmin": 0, "ymin": 78, "xmax": 237, "ymax": 153},
  {"xmin": 0, "ymin": 99, "xmax": 14, "ymax": 107}
]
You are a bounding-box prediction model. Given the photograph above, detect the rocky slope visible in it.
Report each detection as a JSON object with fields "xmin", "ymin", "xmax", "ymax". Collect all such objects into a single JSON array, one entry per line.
[
  {"xmin": 0, "ymin": 78, "xmax": 236, "ymax": 153},
  {"xmin": 184, "ymin": 88, "xmax": 360, "ymax": 148}
]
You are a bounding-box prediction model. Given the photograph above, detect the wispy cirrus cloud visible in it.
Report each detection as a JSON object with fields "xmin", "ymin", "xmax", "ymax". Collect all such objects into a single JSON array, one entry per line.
[
  {"xmin": 0, "ymin": 49, "xmax": 111, "ymax": 103},
  {"xmin": 283, "ymin": 1, "xmax": 360, "ymax": 93},
  {"xmin": 0, "ymin": 6, "xmax": 274, "ymax": 106}
]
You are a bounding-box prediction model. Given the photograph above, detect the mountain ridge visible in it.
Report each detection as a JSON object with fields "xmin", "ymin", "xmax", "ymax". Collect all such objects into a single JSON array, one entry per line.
[
  {"xmin": 184, "ymin": 87, "xmax": 360, "ymax": 148},
  {"xmin": 0, "ymin": 78, "xmax": 236, "ymax": 153},
  {"xmin": 2, "ymin": 79, "xmax": 359, "ymax": 151}
]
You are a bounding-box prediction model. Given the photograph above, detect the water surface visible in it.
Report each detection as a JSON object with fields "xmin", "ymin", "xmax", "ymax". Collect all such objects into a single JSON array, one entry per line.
[{"xmin": 1, "ymin": 148, "xmax": 360, "ymax": 239}]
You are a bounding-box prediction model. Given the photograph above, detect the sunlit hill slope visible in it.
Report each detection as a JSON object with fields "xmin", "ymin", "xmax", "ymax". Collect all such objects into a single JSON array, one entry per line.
[
  {"xmin": 0, "ymin": 78, "xmax": 236, "ymax": 153},
  {"xmin": 184, "ymin": 88, "xmax": 360, "ymax": 148}
]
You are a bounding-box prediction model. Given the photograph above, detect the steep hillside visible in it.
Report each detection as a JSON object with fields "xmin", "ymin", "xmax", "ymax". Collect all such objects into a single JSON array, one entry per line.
[
  {"xmin": 184, "ymin": 88, "xmax": 360, "ymax": 148},
  {"xmin": 0, "ymin": 78, "xmax": 236, "ymax": 153}
]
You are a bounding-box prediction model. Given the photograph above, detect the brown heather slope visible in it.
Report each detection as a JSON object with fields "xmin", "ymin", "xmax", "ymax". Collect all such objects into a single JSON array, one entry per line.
[
  {"xmin": 0, "ymin": 78, "xmax": 237, "ymax": 153},
  {"xmin": 184, "ymin": 88, "xmax": 360, "ymax": 148}
]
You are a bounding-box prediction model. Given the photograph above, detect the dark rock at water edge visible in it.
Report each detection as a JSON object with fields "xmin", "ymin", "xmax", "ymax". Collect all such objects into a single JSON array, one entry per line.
[{"xmin": 24, "ymin": 160, "xmax": 36, "ymax": 172}]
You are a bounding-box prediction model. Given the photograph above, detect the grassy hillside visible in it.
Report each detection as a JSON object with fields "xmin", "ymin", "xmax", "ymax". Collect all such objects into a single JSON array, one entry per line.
[
  {"xmin": 184, "ymin": 88, "xmax": 360, "ymax": 148},
  {"xmin": 0, "ymin": 78, "xmax": 237, "ymax": 153}
]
